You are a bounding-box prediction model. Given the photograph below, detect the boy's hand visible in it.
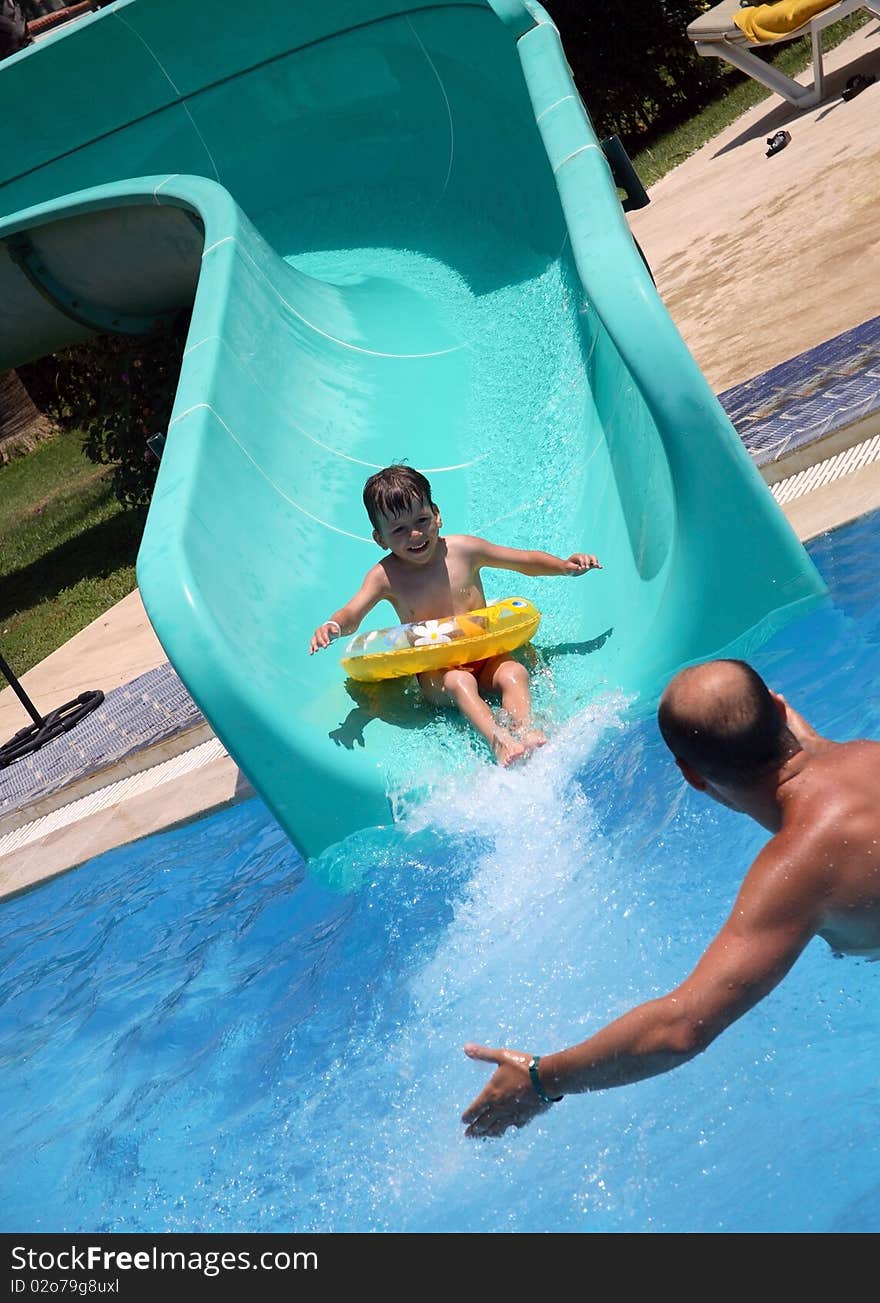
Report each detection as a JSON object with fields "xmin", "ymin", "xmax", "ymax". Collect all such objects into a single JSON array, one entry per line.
[
  {"xmin": 564, "ymin": 554, "xmax": 601, "ymax": 575},
  {"xmin": 310, "ymin": 620, "xmax": 342, "ymax": 655}
]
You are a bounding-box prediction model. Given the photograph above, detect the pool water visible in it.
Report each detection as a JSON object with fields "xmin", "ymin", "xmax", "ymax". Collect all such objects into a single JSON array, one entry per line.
[{"xmin": 1, "ymin": 512, "xmax": 879, "ymax": 1234}]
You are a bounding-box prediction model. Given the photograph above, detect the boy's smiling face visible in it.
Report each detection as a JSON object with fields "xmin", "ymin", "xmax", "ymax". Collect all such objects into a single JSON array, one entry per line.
[{"xmin": 373, "ymin": 497, "xmax": 441, "ymax": 565}]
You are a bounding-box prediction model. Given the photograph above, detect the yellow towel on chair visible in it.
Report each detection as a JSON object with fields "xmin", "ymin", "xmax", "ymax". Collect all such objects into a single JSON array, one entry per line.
[{"xmin": 734, "ymin": 0, "xmax": 839, "ymax": 42}]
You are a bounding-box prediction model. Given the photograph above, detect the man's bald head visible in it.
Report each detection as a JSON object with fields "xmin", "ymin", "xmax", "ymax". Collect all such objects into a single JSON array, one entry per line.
[{"xmin": 658, "ymin": 659, "xmax": 798, "ymax": 786}]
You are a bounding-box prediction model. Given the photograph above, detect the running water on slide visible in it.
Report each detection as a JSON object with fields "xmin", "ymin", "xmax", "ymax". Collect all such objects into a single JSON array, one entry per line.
[{"xmin": 0, "ymin": 0, "xmax": 826, "ymax": 862}]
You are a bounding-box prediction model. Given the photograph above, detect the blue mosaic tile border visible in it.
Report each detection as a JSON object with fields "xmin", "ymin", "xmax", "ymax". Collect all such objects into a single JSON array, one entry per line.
[
  {"xmin": 0, "ymin": 662, "xmax": 204, "ymax": 819},
  {"xmin": 719, "ymin": 314, "xmax": 880, "ymax": 468}
]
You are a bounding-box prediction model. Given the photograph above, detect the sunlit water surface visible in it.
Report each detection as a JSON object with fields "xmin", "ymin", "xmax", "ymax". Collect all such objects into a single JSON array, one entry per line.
[{"xmin": 1, "ymin": 513, "xmax": 879, "ymax": 1233}]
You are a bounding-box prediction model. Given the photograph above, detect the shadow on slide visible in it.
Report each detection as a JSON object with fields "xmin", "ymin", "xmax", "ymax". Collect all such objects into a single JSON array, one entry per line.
[{"xmin": 0, "ymin": 0, "xmax": 826, "ymax": 860}]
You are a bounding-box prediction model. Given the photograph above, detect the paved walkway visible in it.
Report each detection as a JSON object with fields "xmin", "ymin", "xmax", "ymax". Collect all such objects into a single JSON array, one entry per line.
[
  {"xmin": 2, "ymin": 20, "xmax": 880, "ymax": 896},
  {"xmin": 0, "ymin": 594, "xmax": 252, "ymax": 898},
  {"xmin": 628, "ymin": 19, "xmax": 880, "ymax": 393}
]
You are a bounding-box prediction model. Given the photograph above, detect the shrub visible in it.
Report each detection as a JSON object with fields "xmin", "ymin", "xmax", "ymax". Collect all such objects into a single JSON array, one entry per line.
[
  {"xmin": 18, "ymin": 309, "xmax": 190, "ymax": 509},
  {"xmin": 546, "ymin": 1, "xmax": 727, "ymax": 150}
]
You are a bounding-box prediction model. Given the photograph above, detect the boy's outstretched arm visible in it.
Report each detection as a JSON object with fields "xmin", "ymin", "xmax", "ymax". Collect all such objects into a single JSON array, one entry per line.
[
  {"xmin": 309, "ymin": 566, "xmax": 390, "ymax": 655},
  {"xmin": 467, "ymin": 536, "xmax": 601, "ymax": 578}
]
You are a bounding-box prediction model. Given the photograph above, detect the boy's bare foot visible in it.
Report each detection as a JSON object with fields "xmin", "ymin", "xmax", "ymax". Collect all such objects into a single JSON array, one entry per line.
[
  {"xmin": 491, "ymin": 729, "xmax": 528, "ymax": 767},
  {"xmin": 519, "ymin": 728, "xmax": 548, "ymax": 752}
]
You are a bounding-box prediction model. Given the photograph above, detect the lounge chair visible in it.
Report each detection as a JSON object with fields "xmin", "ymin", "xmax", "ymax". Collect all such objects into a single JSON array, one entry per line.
[{"xmin": 687, "ymin": 0, "xmax": 880, "ymax": 108}]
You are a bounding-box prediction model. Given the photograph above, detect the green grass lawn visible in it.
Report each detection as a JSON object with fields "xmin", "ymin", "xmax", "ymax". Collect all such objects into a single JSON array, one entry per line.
[{"xmin": 0, "ymin": 431, "xmax": 146, "ymax": 678}]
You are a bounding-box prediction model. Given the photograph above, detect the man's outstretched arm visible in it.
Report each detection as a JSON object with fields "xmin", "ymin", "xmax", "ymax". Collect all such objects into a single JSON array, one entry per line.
[{"xmin": 461, "ymin": 839, "xmax": 825, "ymax": 1137}]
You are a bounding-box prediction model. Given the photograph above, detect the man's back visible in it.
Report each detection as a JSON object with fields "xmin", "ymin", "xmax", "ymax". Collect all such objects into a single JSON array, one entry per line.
[{"xmin": 780, "ymin": 737, "xmax": 880, "ymax": 955}]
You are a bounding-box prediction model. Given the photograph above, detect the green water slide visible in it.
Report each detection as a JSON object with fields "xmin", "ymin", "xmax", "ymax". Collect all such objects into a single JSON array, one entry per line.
[{"xmin": 0, "ymin": 0, "xmax": 825, "ymax": 859}]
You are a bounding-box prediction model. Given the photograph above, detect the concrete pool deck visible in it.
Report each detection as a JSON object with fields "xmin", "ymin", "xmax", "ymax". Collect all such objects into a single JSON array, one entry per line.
[{"xmin": 2, "ymin": 19, "xmax": 880, "ymax": 897}]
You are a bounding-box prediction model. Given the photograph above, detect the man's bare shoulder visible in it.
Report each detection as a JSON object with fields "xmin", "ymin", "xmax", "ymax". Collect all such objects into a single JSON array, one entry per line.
[
  {"xmin": 834, "ymin": 736, "xmax": 880, "ymax": 761},
  {"xmin": 798, "ymin": 741, "xmax": 880, "ymax": 850},
  {"xmin": 748, "ymin": 738, "xmax": 880, "ymax": 906},
  {"xmin": 792, "ymin": 737, "xmax": 880, "ymax": 806},
  {"xmin": 730, "ymin": 814, "xmax": 839, "ymax": 945}
]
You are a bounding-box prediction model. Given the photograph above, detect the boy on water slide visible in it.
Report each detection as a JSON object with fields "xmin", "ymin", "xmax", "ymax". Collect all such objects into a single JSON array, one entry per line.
[{"xmin": 310, "ymin": 464, "xmax": 601, "ymax": 766}]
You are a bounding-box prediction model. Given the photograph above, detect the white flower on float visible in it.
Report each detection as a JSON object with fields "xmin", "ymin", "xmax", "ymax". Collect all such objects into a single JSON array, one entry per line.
[{"xmin": 411, "ymin": 619, "xmax": 457, "ymax": 646}]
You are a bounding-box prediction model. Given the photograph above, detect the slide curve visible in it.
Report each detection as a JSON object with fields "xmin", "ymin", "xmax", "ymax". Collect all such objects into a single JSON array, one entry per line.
[{"xmin": 0, "ymin": 0, "xmax": 826, "ymax": 860}]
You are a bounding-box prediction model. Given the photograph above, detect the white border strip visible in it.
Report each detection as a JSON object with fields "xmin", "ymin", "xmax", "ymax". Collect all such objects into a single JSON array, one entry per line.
[
  {"xmin": 770, "ymin": 433, "xmax": 880, "ymax": 504},
  {"xmin": 0, "ymin": 737, "xmax": 229, "ymax": 857}
]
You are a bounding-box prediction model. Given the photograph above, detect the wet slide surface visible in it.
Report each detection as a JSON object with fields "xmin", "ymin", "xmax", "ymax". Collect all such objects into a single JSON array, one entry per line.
[{"xmin": 0, "ymin": 0, "xmax": 826, "ymax": 859}]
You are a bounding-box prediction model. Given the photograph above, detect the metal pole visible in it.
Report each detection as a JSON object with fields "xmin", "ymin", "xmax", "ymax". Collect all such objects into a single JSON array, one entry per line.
[{"xmin": 0, "ymin": 649, "xmax": 44, "ymax": 727}]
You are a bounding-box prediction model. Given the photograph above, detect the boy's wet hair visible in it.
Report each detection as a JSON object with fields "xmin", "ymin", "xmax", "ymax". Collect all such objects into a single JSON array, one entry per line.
[{"xmin": 363, "ymin": 464, "xmax": 437, "ymax": 532}]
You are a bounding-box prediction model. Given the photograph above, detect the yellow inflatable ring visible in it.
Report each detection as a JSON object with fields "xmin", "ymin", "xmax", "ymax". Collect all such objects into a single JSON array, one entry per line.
[{"xmin": 341, "ymin": 597, "xmax": 541, "ymax": 683}]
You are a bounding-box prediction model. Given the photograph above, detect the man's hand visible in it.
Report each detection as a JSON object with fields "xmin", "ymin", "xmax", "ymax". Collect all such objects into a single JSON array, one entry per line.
[
  {"xmin": 460, "ymin": 1044, "xmax": 550, "ymax": 1138},
  {"xmin": 564, "ymin": 554, "xmax": 601, "ymax": 576},
  {"xmin": 309, "ymin": 620, "xmax": 342, "ymax": 655}
]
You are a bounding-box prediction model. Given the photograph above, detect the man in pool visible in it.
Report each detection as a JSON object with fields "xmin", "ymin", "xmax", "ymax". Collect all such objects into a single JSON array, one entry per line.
[
  {"xmin": 309, "ymin": 464, "xmax": 601, "ymax": 766},
  {"xmin": 461, "ymin": 657, "xmax": 880, "ymax": 1136}
]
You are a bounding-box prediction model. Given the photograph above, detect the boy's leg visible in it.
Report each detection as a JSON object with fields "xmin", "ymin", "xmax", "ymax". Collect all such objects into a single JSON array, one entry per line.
[
  {"xmin": 419, "ymin": 667, "xmax": 527, "ymax": 766},
  {"xmin": 478, "ymin": 655, "xmax": 547, "ymax": 751}
]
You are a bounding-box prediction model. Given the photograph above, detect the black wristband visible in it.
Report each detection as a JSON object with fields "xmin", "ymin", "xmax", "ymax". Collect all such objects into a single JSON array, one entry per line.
[{"xmin": 528, "ymin": 1055, "xmax": 563, "ymax": 1104}]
